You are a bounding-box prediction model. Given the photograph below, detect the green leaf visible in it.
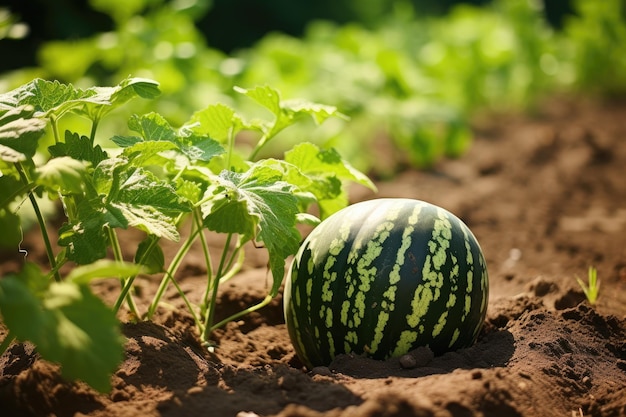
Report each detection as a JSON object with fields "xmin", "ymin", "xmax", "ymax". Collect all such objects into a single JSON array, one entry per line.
[
  {"xmin": 66, "ymin": 259, "xmax": 145, "ymax": 284},
  {"xmin": 111, "ymin": 203, "xmax": 181, "ymax": 241},
  {"xmin": 0, "ymin": 208, "xmax": 22, "ymax": 249},
  {"xmin": 188, "ymin": 103, "xmax": 244, "ymax": 143},
  {"xmin": 0, "ymin": 79, "xmax": 84, "ymax": 118},
  {"xmin": 120, "ymin": 141, "xmax": 179, "ymax": 168},
  {"xmin": 175, "ymin": 178, "xmax": 204, "ymax": 204},
  {"xmin": 0, "ymin": 263, "xmax": 124, "ymax": 393},
  {"xmin": 282, "ymin": 98, "xmax": 349, "ymax": 125},
  {"xmin": 180, "ymin": 135, "xmax": 225, "ymax": 162},
  {"xmin": 74, "ymin": 76, "xmax": 161, "ymax": 121},
  {"xmin": 116, "ymin": 77, "xmax": 161, "ymax": 100},
  {"xmin": 127, "ymin": 113, "xmax": 224, "ymax": 162},
  {"xmin": 36, "ymin": 157, "xmax": 90, "ymax": 195},
  {"xmin": 0, "ymin": 144, "xmax": 26, "ymax": 163},
  {"xmin": 0, "ymin": 175, "xmax": 26, "ymax": 208},
  {"xmin": 201, "ymin": 164, "xmax": 302, "ymax": 294},
  {"xmin": 128, "ymin": 112, "xmax": 177, "ymax": 142},
  {"xmin": 0, "ymin": 106, "xmax": 47, "ymax": 161},
  {"xmin": 0, "ymin": 77, "xmax": 160, "ymax": 122},
  {"xmin": 94, "ymin": 160, "xmax": 191, "ymax": 241},
  {"xmin": 109, "ymin": 135, "xmax": 142, "ymax": 148},
  {"xmin": 114, "ymin": 168, "xmax": 190, "ymax": 215},
  {"xmin": 48, "ymin": 131, "xmax": 108, "ymax": 166},
  {"xmin": 135, "ymin": 236, "xmax": 165, "ymax": 274},
  {"xmin": 284, "ymin": 142, "xmax": 376, "ymax": 218},
  {"xmin": 58, "ymin": 200, "xmax": 109, "ymax": 264},
  {"xmin": 235, "ymin": 85, "xmax": 347, "ymax": 139},
  {"xmin": 235, "ymin": 85, "xmax": 282, "ymax": 117}
]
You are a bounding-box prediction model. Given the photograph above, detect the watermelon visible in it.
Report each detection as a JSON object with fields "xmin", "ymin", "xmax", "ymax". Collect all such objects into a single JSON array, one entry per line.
[{"xmin": 283, "ymin": 198, "xmax": 488, "ymax": 369}]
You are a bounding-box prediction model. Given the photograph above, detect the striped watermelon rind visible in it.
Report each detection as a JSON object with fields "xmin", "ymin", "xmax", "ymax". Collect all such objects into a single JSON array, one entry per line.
[{"xmin": 283, "ymin": 198, "xmax": 489, "ymax": 369}]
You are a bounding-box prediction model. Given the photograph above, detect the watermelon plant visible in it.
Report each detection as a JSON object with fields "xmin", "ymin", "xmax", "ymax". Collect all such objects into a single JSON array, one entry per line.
[
  {"xmin": 0, "ymin": 76, "xmax": 375, "ymax": 391},
  {"xmin": 283, "ymin": 198, "xmax": 488, "ymax": 369}
]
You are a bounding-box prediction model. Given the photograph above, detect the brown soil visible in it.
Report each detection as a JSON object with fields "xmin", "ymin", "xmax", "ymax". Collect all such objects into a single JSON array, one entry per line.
[{"xmin": 2, "ymin": 96, "xmax": 626, "ymax": 417}]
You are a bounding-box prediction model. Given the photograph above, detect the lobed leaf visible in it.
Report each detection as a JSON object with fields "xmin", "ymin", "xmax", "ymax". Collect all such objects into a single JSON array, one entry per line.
[
  {"xmin": 48, "ymin": 131, "xmax": 108, "ymax": 166},
  {"xmin": 201, "ymin": 164, "xmax": 302, "ymax": 294},
  {"xmin": 0, "ymin": 106, "xmax": 47, "ymax": 161},
  {"xmin": 235, "ymin": 85, "xmax": 282, "ymax": 117},
  {"xmin": 187, "ymin": 103, "xmax": 244, "ymax": 143},
  {"xmin": 0, "ymin": 263, "xmax": 125, "ymax": 393},
  {"xmin": 111, "ymin": 203, "xmax": 181, "ymax": 241},
  {"xmin": 36, "ymin": 156, "xmax": 90, "ymax": 195},
  {"xmin": 284, "ymin": 142, "xmax": 376, "ymax": 218},
  {"xmin": 235, "ymin": 85, "xmax": 347, "ymax": 139},
  {"xmin": 114, "ymin": 168, "xmax": 191, "ymax": 215},
  {"xmin": 125, "ymin": 113, "xmax": 224, "ymax": 163},
  {"xmin": 0, "ymin": 77, "xmax": 160, "ymax": 122},
  {"xmin": 58, "ymin": 201, "xmax": 110, "ymax": 264},
  {"xmin": 58, "ymin": 158, "xmax": 191, "ymax": 263},
  {"xmin": 0, "ymin": 79, "xmax": 85, "ymax": 118},
  {"xmin": 135, "ymin": 236, "xmax": 165, "ymax": 274},
  {"xmin": 0, "ymin": 208, "xmax": 22, "ymax": 249}
]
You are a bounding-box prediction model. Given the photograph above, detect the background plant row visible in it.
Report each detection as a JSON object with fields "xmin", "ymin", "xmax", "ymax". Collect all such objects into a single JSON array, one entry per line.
[{"xmin": 1, "ymin": 0, "xmax": 624, "ymax": 174}]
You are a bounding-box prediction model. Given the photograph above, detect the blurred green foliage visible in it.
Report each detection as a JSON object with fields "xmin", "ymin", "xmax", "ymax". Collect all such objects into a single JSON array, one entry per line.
[{"xmin": 1, "ymin": 0, "xmax": 624, "ymax": 174}]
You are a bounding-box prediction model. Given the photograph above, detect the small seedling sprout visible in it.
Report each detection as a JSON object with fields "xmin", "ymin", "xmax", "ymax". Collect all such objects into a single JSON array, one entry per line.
[{"xmin": 576, "ymin": 266, "xmax": 600, "ymax": 305}]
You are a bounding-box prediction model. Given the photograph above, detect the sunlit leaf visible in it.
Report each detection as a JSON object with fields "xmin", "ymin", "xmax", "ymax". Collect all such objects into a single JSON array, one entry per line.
[
  {"xmin": 126, "ymin": 113, "xmax": 224, "ymax": 162},
  {"xmin": 201, "ymin": 164, "xmax": 302, "ymax": 294},
  {"xmin": 0, "ymin": 263, "xmax": 124, "ymax": 393},
  {"xmin": 36, "ymin": 157, "xmax": 90, "ymax": 194},
  {"xmin": 284, "ymin": 142, "xmax": 376, "ymax": 218},
  {"xmin": 188, "ymin": 103, "xmax": 244, "ymax": 143},
  {"xmin": 48, "ymin": 131, "xmax": 108, "ymax": 166},
  {"xmin": 0, "ymin": 107, "xmax": 47, "ymax": 161},
  {"xmin": 66, "ymin": 259, "xmax": 145, "ymax": 284}
]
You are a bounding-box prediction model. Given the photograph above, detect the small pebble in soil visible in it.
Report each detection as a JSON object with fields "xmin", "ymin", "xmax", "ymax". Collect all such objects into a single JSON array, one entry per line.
[
  {"xmin": 399, "ymin": 354, "xmax": 417, "ymax": 369},
  {"xmin": 471, "ymin": 370, "xmax": 483, "ymax": 380},
  {"xmin": 311, "ymin": 366, "xmax": 333, "ymax": 376},
  {"xmin": 399, "ymin": 346, "xmax": 434, "ymax": 369}
]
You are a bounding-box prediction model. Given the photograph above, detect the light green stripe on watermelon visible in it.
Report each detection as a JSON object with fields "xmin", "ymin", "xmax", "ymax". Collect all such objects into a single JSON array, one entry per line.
[
  {"xmin": 448, "ymin": 328, "xmax": 461, "ymax": 348},
  {"xmin": 432, "ymin": 311, "xmax": 449, "ymax": 337},
  {"xmin": 393, "ymin": 330, "xmax": 419, "ymax": 357},
  {"xmin": 325, "ymin": 307, "xmax": 333, "ymax": 328},
  {"xmin": 340, "ymin": 300, "xmax": 350, "ymax": 326},
  {"xmin": 407, "ymin": 284, "xmax": 433, "ymax": 328},
  {"xmin": 370, "ymin": 310, "xmax": 390, "ymax": 353},
  {"xmin": 327, "ymin": 330, "xmax": 335, "ymax": 358},
  {"xmin": 370, "ymin": 203, "xmax": 422, "ymax": 353}
]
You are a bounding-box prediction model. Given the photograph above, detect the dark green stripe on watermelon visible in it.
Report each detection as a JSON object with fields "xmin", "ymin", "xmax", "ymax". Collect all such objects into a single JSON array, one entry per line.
[{"xmin": 283, "ymin": 198, "xmax": 488, "ymax": 369}]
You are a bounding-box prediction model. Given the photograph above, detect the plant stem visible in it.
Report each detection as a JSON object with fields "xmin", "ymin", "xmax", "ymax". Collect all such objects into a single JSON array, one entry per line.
[
  {"xmin": 195, "ymin": 212, "xmax": 214, "ymax": 311},
  {"xmin": 226, "ymin": 126, "xmax": 235, "ymax": 169},
  {"xmin": 201, "ymin": 232, "xmax": 233, "ymax": 342},
  {"xmin": 209, "ymin": 294, "xmax": 273, "ymax": 333},
  {"xmin": 49, "ymin": 115, "xmax": 61, "ymax": 144},
  {"xmin": 107, "ymin": 226, "xmax": 140, "ymax": 318},
  {"xmin": 248, "ymin": 134, "xmax": 269, "ymax": 161},
  {"xmin": 15, "ymin": 162, "xmax": 61, "ymax": 282},
  {"xmin": 146, "ymin": 222, "xmax": 201, "ymax": 320},
  {"xmin": 219, "ymin": 246, "xmax": 245, "ymax": 285},
  {"xmin": 89, "ymin": 118, "xmax": 99, "ymax": 145},
  {"xmin": 165, "ymin": 270, "xmax": 205, "ymax": 334}
]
